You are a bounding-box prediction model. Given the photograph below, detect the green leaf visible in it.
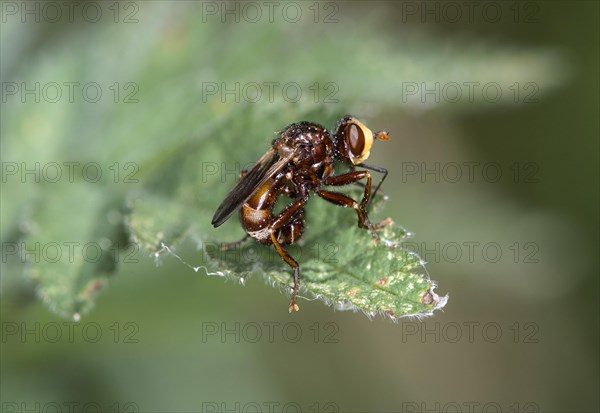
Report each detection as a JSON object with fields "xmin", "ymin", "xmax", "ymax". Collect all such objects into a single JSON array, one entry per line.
[
  {"xmin": 22, "ymin": 184, "xmax": 127, "ymax": 319},
  {"xmin": 236, "ymin": 216, "xmax": 448, "ymax": 320}
]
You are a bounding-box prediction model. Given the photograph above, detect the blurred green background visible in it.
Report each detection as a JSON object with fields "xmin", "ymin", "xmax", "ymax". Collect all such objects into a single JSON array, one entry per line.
[{"xmin": 1, "ymin": 1, "xmax": 598, "ymax": 412}]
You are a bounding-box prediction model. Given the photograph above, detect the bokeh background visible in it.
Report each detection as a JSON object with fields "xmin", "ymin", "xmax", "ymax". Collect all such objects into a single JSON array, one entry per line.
[{"xmin": 1, "ymin": 1, "xmax": 598, "ymax": 412}]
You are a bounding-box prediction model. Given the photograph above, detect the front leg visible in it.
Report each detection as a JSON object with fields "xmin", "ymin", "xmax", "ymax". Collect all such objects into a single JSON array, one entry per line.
[
  {"xmin": 316, "ymin": 189, "xmax": 379, "ymax": 243},
  {"xmin": 356, "ymin": 163, "xmax": 389, "ymax": 209},
  {"xmin": 320, "ymin": 171, "xmax": 394, "ymax": 242},
  {"xmin": 323, "ymin": 171, "xmax": 372, "ymax": 211}
]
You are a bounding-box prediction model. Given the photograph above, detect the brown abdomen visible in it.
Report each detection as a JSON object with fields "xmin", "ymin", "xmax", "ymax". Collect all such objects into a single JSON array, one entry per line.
[{"xmin": 240, "ymin": 178, "xmax": 304, "ymax": 245}]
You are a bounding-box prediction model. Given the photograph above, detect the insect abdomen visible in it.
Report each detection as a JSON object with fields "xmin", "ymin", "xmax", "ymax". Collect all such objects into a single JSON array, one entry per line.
[{"xmin": 241, "ymin": 178, "xmax": 304, "ymax": 245}]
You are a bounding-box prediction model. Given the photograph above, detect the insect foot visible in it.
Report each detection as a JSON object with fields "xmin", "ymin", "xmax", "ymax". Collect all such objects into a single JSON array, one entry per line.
[
  {"xmin": 374, "ymin": 217, "xmax": 394, "ymax": 229},
  {"xmin": 288, "ymin": 301, "xmax": 300, "ymax": 313}
]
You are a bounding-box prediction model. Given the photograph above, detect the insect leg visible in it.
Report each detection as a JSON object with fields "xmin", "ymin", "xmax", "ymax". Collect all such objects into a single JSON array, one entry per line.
[
  {"xmin": 316, "ymin": 189, "xmax": 380, "ymax": 243},
  {"xmin": 282, "ymin": 179, "xmax": 299, "ymax": 198},
  {"xmin": 268, "ymin": 198, "xmax": 307, "ymax": 313},
  {"xmin": 323, "ymin": 171, "xmax": 391, "ymax": 232},
  {"xmin": 219, "ymin": 235, "xmax": 250, "ymax": 251},
  {"xmin": 357, "ymin": 163, "xmax": 388, "ymax": 208},
  {"xmin": 323, "ymin": 171, "xmax": 372, "ymax": 212}
]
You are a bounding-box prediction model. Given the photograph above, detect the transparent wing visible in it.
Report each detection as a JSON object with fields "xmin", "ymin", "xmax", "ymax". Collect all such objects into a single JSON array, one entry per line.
[{"xmin": 211, "ymin": 149, "xmax": 294, "ymax": 227}]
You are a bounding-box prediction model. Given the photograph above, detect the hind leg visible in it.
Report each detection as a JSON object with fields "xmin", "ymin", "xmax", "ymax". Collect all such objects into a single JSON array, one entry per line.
[
  {"xmin": 219, "ymin": 235, "xmax": 250, "ymax": 251},
  {"xmin": 267, "ymin": 198, "xmax": 306, "ymax": 312}
]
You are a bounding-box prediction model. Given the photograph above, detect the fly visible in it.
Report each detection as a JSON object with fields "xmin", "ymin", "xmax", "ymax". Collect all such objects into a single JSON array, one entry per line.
[{"xmin": 211, "ymin": 115, "xmax": 390, "ymax": 312}]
